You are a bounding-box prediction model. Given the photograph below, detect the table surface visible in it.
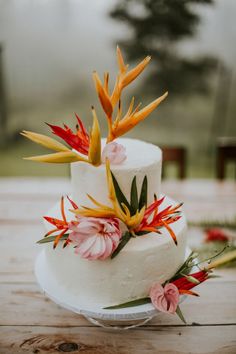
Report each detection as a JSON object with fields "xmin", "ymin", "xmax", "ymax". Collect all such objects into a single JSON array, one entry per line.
[{"xmin": 0, "ymin": 178, "xmax": 236, "ymax": 354}]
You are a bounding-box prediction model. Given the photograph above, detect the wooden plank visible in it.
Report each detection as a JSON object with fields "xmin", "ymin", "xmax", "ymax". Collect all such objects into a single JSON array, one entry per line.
[
  {"xmin": 0, "ymin": 177, "xmax": 70, "ymax": 196},
  {"xmin": 0, "ymin": 179, "xmax": 235, "ymax": 223},
  {"xmin": 0, "ymin": 224, "xmax": 42, "ymax": 282},
  {"xmin": 162, "ymin": 179, "xmax": 236, "ymax": 199},
  {"xmin": 0, "ymin": 178, "xmax": 235, "ymax": 197},
  {"xmin": 0, "ymin": 325, "xmax": 235, "ymax": 354},
  {"xmin": 1, "ymin": 198, "xmax": 235, "ymax": 223},
  {"xmin": 0, "ymin": 199, "xmax": 58, "ymax": 222},
  {"xmin": 1, "ymin": 281, "xmax": 235, "ymax": 327}
]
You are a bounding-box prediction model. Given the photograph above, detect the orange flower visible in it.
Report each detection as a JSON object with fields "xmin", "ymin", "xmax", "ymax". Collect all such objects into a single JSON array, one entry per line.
[
  {"xmin": 93, "ymin": 46, "xmax": 168, "ymax": 143},
  {"xmin": 44, "ymin": 196, "xmax": 78, "ymax": 249},
  {"xmin": 22, "ymin": 111, "xmax": 101, "ymax": 165},
  {"xmin": 134, "ymin": 197, "xmax": 182, "ymax": 245}
]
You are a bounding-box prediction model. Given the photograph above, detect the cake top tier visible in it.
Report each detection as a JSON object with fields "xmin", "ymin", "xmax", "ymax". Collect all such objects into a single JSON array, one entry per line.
[
  {"xmin": 71, "ymin": 138, "xmax": 162, "ymax": 210},
  {"xmin": 100, "ymin": 138, "xmax": 161, "ymax": 170}
]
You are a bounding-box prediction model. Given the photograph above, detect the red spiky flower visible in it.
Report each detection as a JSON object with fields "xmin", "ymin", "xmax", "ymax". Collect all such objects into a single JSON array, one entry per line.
[
  {"xmin": 44, "ymin": 196, "xmax": 78, "ymax": 249},
  {"xmin": 134, "ymin": 197, "xmax": 182, "ymax": 245},
  {"xmin": 47, "ymin": 114, "xmax": 90, "ymax": 155},
  {"xmin": 205, "ymin": 228, "xmax": 229, "ymax": 243},
  {"xmin": 171, "ymin": 270, "xmax": 209, "ymax": 296}
]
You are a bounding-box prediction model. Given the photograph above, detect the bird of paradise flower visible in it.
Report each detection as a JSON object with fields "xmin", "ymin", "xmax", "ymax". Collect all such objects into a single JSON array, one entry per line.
[{"xmin": 21, "ymin": 46, "xmax": 167, "ymax": 165}]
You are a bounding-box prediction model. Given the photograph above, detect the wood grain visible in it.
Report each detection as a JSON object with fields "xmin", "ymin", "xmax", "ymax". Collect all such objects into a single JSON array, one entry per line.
[
  {"xmin": 0, "ymin": 325, "xmax": 235, "ymax": 354},
  {"xmin": 0, "ymin": 178, "xmax": 236, "ymax": 354}
]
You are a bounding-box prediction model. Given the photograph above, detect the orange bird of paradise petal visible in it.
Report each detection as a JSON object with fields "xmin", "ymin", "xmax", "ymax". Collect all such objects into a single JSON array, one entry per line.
[
  {"xmin": 134, "ymin": 197, "xmax": 182, "ymax": 245},
  {"xmin": 43, "ymin": 196, "xmax": 78, "ymax": 249}
]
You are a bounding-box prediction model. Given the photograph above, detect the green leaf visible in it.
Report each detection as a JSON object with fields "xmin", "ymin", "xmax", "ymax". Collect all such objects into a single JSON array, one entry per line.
[
  {"xmin": 37, "ymin": 234, "xmax": 69, "ymax": 244},
  {"xmin": 130, "ymin": 176, "xmax": 139, "ymax": 215},
  {"xmin": 176, "ymin": 305, "xmax": 187, "ymax": 324},
  {"xmin": 111, "ymin": 231, "xmax": 132, "ymax": 259},
  {"xmin": 111, "ymin": 172, "xmax": 131, "ymax": 212},
  {"xmin": 139, "ymin": 176, "xmax": 148, "ymax": 210},
  {"xmin": 104, "ymin": 297, "xmax": 151, "ymax": 309}
]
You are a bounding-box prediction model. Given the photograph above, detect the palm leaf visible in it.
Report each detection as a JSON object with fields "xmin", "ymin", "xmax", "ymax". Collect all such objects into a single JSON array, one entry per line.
[
  {"xmin": 139, "ymin": 176, "xmax": 148, "ymax": 210},
  {"xmin": 176, "ymin": 305, "xmax": 187, "ymax": 324},
  {"xmin": 111, "ymin": 231, "xmax": 132, "ymax": 259},
  {"xmin": 37, "ymin": 234, "xmax": 69, "ymax": 244},
  {"xmin": 111, "ymin": 172, "xmax": 131, "ymax": 212},
  {"xmin": 130, "ymin": 176, "xmax": 139, "ymax": 215},
  {"xmin": 104, "ymin": 297, "xmax": 151, "ymax": 309}
]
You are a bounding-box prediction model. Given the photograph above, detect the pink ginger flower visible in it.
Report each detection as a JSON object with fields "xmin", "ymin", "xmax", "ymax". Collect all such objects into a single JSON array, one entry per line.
[
  {"xmin": 68, "ymin": 217, "xmax": 121, "ymax": 260},
  {"xmin": 102, "ymin": 142, "xmax": 127, "ymax": 164},
  {"xmin": 149, "ymin": 283, "xmax": 179, "ymax": 314}
]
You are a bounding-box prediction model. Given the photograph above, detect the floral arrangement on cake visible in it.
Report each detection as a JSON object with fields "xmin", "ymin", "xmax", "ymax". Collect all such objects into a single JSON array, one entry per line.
[
  {"xmin": 21, "ymin": 46, "xmax": 167, "ymax": 165},
  {"xmin": 22, "ymin": 47, "xmax": 236, "ymax": 323},
  {"xmin": 22, "ymin": 46, "xmax": 178, "ymax": 259}
]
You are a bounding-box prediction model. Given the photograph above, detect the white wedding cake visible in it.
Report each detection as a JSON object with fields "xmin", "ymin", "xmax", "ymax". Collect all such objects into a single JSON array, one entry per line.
[
  {"xmin": 43, "ymin": 138, "xmax": 187, "ymax": 306},
  {"xmin": 23, "ymin": 47, "xmax": 188, "ymax": 310}
]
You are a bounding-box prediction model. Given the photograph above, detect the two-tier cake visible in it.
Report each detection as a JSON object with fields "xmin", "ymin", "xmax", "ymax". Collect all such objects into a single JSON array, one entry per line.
[{"xmin": 22, "ymin": 47, "xmax": 214, "ymax": 321}]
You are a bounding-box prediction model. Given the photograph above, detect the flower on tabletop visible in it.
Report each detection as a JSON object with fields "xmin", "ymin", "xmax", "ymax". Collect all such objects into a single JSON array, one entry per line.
[
  {"xmin": 205, "ymin": 228, "xmax": 229, "ymax": 243},
  {"xmin": 149, "ymin": 283, "xmax": 179, "ymax": 314},
  {"xmin": 43, "ymin": 196, "xmax": 78, "ymax": 249},
  {"xmin": 68, "ymin": 216, "xmax": 122, "ymax": 260},
  {"xmin": 102, "ymin": 142, "xmax": 127, "ymax": 165}
]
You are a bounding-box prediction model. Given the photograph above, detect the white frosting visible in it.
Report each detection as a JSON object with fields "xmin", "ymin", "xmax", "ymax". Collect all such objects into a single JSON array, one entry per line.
[
  {"xmin": 42, "ymin": 139, "xmax": 187, "ymax": 307},
  {"xmin": 71, "ymin": 138, "xmax": 162, "ymax": 207},
  {"xmin": 43, "ymin": 196, "xmax": 187, "ymax": 307}
]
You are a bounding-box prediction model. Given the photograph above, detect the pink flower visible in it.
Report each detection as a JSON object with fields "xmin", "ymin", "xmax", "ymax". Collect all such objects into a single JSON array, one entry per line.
[
  {"xmin": 149, "ymin": 283, "xmax": 179, "ymax": 314},
  {"xmin": 68, "ymin": 217, "xmax": 122, "ymax": 260},
  {"xmin": 102, "ymin": 142, "xmax": 127, "ymax": 164}
]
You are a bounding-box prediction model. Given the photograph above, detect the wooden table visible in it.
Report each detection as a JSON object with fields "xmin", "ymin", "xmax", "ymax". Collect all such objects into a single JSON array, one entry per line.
[{"xmin": 0, "ymin": 178, "xmax": 236, "ymax": 354}]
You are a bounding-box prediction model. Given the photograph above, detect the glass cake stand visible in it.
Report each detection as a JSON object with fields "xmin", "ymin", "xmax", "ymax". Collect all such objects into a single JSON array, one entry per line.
[{"xmin": 35, "ymin": 248, "xmax": 190, "ymax": 330}]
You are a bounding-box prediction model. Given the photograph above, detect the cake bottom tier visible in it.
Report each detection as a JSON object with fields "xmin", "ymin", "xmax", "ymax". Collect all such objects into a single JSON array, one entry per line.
[{"xmin": 42, "ymin": 196, "xmax": 187, "ymax": 307}]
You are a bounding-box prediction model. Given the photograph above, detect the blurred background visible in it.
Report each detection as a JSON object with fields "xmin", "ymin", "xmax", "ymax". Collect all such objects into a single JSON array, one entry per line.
[{"xmin": 0, "ymin": 0, "xmax": 235, "ymax": 178}]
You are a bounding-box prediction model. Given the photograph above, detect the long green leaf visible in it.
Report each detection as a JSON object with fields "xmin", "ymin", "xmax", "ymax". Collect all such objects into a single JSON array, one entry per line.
[
  {"xmin": 104, "ymin": 297, "xmax": 151, "ymax": 309},
  {"xmin": 130, "ymin": 176, "xmax": 139, "ymax": 215},
  {"xmin": 139, "ymin": 176, "xmax": 148, "ymax": 210},
  {"xmin": 111, "ymin": 231, "xmax": 132, "ymax": 259},
  {"xmin": 111, "ymin": 172, "xmax": 131, "ymax": 212},
  {"xmin": 37, "ymin": 234, "xmax": 69, "ymax": 244},
  {"xmin": 176, "ymin": 305, "xmax": 187, "ymax": 324}
]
